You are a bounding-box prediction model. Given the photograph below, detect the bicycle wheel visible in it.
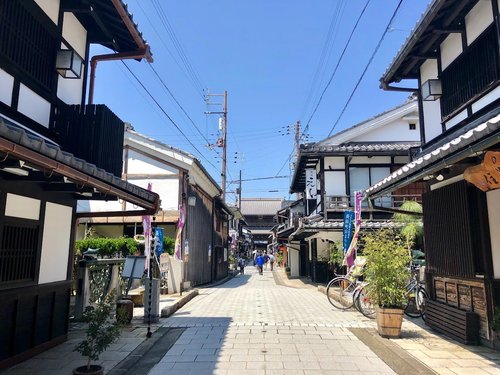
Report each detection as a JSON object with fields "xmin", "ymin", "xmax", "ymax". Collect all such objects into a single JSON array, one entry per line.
[
  {"xmin": 404, "ymin": 285, "xmax": 427, "ymax": 318},
  {"xmin": 326, "ymin": 277, "xmax": 355, "ymax": 310},
  {"xmin": 355, "ymin": 285, "xmax": 375, "ymax": 319}
]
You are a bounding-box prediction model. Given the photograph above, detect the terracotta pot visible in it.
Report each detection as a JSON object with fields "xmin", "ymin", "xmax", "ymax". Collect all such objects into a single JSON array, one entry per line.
[
  {"xmin": 116, "ymin": 297, "xmax": 134, "ymax": 324},
  {"xmin": 376, "ymin": 306, "xmax": 404, "ymax": 338},
  {"xmin": 73, "ymin": 365, "xmax": 104, "ymax": 375}
]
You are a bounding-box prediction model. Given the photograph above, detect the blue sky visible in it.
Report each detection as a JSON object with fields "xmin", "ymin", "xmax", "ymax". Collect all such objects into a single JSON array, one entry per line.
[{"xmin": 90, "ymin": 0, "xmax": 429, "ymax": 205}]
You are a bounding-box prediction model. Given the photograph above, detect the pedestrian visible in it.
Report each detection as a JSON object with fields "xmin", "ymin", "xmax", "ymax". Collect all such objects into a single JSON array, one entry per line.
[
  {"xmin": 255, "ymin": 253, "xmax": 265, "ymax": 275},
  {"xmin": 263, "ymin": 252, "xmax": 270, "ymax": 270},
  {"xmin": 269, "ymin": 253, "xmax": 275, "ymax": 271},
  {"xmin": 238, "ymin": 257, "xmax": 245, "ymax": 275}
]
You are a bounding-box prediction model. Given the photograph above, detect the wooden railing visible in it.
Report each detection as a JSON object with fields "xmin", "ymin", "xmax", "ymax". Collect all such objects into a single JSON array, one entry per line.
[{"xmin": 324, "ymin": 194, "xmax": 421, "ymax": 211}]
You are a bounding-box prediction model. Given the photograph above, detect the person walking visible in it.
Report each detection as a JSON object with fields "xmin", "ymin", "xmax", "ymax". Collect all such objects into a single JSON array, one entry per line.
[
  {"xmin": 263, "ymin": 253, "xmax": 270, "ymax": 270},
  {"xmin": 255, "ymin": 253, "xmax": 265, "ymax": 275},
  {"xmin": 238, "ymin": 257, "xmax": 245, "ymax": 275},
  {"xmin": 269, "ymin": 253, "xmax": 275, "ymax": 271}
]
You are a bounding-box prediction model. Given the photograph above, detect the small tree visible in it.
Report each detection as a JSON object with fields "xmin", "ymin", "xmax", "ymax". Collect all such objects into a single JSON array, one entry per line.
[
  {"xmin": 363, "ymin": 229, "xmax": 411, "ymax": 308},
  {"xmin": 74, "ymin": 292, "xmax": 122, "ymax": 372},
  {"xmin": 393, "ymin": 201, "xmax": 423, "ymax": 253}
]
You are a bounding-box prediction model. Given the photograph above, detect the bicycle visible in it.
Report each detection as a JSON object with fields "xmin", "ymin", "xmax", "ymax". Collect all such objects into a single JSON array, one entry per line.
[
  {"xmin": 403, "ymin": 265, "xmax": 427, "ymax": 319},
  {"xmin": 353, "ymin": 283, "xmax": 375, "ymax": 319}
]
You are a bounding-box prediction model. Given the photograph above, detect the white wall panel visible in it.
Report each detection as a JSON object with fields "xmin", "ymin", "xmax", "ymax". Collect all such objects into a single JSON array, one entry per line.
[
  {"xmin": 128, "ymin": 150, "xmax": 178, "ymax": 175},
  {"xmin": 487, "ymin": 189, "xmax": 500, "ymax": 278},
  {"xmin": 445, "ymin": 109, "xmax": 468, "ymax": 130},
  {"xmin": 466, "ymin": 0, "xmax": 494, "ymax": 44},
  {"xmin": 129, "ymin": 178, "xmax": 179, "ymax": 210},
  {"xmin": 472, "ymin": 85, "xmax": 500, "ymax": 113},
  {"xmin": 35, "ymin": 0, "xmax": 59, "ymax": 24},
  {"xmin": 324, "ymin": 157, "xmax": 345, "ymax": 169},
  {"xmin": 39, "ymin": 202, "xmax": 73, "ymax": 284},
  {"xmin": 394, "ymin": 156, "xmax": 410, "ymax": 164},
  {"xmin": 324, "ymin": 171, "xmax": 346, "ymax": 196},
  {"xmin": 57, "ymin": 74, "xmax": 84, "ymax": 104},
  {"xmin": 351, "ymin": 156, "xmax": 390, "ymax": 164},
  {"xmin": 440, "ymin": 33, "xmax": 463, "ymax": 70},
  {"xmin": 0, "ymin": 68, "xmax": 14, "ymax": 106},
  {"xmin": 5, "ymin": 194, "xmax": 40, "ymax": 220},
  {"xmin": 420, "ymin": 59, "xmax": 439, "ymax": 82},
  {"xmin": 18, "ymin": 84, "xmax": 51, "ymax": 127},
  {"xmin": 62, "ymin": 13, "xmax": 87, "ymax": 57},
  {"xmin": 353, "ymin": 119, "xmax": 420, "ymax": 142},
  {"xmin": 422, "ymin": 100, "xmax": 442, "ymax": 142}
]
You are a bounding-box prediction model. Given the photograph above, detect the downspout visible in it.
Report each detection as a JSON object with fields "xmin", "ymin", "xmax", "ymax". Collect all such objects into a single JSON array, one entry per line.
[
  {"xmin": 88, "ymin": 0, "xmax": 154, "ymax": 104},
  {"xmin": 380, "ymin": 80, "xmax": 418, "ymax": 92}
]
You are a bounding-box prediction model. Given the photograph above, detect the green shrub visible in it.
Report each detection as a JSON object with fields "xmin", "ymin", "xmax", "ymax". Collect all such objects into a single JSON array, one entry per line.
[
  {"xmin": 75, "ymin": 237, "xmax": 139, "ymax": 257},
  {"xmin": 163, "ymin": 236, "xmax": 175, "ymax": 255},
  {"xmin": 363, "ymin": 229, "xmax": 411, "ymax": 308}
]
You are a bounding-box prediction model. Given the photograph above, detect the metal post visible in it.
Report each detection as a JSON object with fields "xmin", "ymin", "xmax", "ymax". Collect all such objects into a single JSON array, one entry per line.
[{"xmin": 221, "ymin": 91, "xmax": 227, "ymax": 200}]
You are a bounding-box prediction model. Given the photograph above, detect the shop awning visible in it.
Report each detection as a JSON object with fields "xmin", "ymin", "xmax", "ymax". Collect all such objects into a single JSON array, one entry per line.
[
  {"xmin": 365, "ymin": 114, "xmax": 500, "ymax": 199},
  {"xmin": 0, "ymin": 116, "xmax": 159, "ymax": 214}
]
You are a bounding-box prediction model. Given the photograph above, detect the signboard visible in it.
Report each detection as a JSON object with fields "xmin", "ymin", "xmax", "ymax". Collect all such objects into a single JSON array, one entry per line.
[
  {"xmin": 464, "ymin": 151, "xmax": 500, "ymax": 192},
  {"xmin": 159, "ymin": 253, "xmax": 170, "ymax": 273},
  {"xmin": 305, "ymin": 169, "xmax": 317, "ymax": 199},
  {"xmin": 122, "ymin": 256, "xmax": 146, "ymax": 279}
]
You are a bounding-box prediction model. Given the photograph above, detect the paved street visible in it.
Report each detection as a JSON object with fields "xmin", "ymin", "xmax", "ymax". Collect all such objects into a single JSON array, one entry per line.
[{"xmin": 150, "ymin": 266, "xmax": 391, "ymax": 375}]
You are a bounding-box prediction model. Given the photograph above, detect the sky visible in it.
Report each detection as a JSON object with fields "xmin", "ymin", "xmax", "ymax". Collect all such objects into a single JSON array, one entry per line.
[{"xmin": 90, "ymin": 0, "xmax": 430, "ymax": 206}]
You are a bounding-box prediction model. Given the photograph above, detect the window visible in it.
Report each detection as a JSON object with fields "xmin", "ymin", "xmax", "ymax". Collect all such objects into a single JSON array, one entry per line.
[
  {"xmin": 349, "ymin": 166, "xmax": 391, "ymax": 206},
  {"xmin": 0, "ymin": 220, "xmax": 40, "ymax": 287},
  {"xmin": 409, "ymin": 123, "xmax": 416, "ymax": 130}
]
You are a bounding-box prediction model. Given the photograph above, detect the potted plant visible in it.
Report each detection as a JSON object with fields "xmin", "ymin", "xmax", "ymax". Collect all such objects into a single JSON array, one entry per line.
[
  {"xmin": 363, "ymin": 229, "xmax": 411, "ymax": 338},
  {"xmin": 73, "ymin": 292, "xmax": 122, "ymax": 374}
]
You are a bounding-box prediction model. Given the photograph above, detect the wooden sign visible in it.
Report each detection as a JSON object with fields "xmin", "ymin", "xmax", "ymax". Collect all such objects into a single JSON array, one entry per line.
[{"xmin": 464, "ymin": 151, "xmax": 500, "ymax": 192}]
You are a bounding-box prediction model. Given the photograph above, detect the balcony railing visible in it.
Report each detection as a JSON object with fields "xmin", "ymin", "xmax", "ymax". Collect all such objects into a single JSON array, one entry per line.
[
  {"xmin": 325, "ymin": 194, "xmax": 421, "ymax": 211},
  {"xmin": 54, "ymin": 104, "xmax": 125, "ymax": 177}
]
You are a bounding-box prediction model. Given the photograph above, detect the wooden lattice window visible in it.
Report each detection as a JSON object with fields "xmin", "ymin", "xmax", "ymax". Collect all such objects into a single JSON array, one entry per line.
[
  {"xmin": 0, "ymin": 222, "xmax": 39, "ymax": 286},
  {"xmin": 0, "ymin": 0, "xmax": 58, "ymax": 92}
]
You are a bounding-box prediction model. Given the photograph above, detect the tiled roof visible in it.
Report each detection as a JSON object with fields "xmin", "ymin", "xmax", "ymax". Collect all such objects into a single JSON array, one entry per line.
[
  {"xmin": 303, "ymin": 220, "xmax": 403, "ymax": 230},
  {"xmin": 365, "ymin": 114, "xmax": 500, "ymax": 198},
  {"xmin": 240, "ymin": 198, "xmax": 283, "ymax": 216},
  {"xmin": 303, "ymin": 142, "xmax": 420, "ymax": 154},
  {"xmin": 0, "ymin": 115, "xmax": 158, "ymax": 209}
]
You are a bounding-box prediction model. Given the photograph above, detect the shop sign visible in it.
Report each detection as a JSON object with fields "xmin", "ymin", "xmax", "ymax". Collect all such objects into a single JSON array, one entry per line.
[{"xmin": 464, "ymin": 151, "xmax": 500, "ymax": 192}]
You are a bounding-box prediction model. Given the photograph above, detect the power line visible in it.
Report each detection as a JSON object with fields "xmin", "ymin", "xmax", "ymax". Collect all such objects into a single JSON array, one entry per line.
[
  {"xmin": 302, "ymin": 0, "xmax": 372, "ymax": 137},
  {"xmin": 327, "ymin": 0, "xmax": 405, "ymax": 136},
  {"xmin": 121, "ymin": 61, "xmax": 219, "ymax": 171},
  {"xmin": 227, "ymin": 175, "xmax": 289, "ymax": 183}
]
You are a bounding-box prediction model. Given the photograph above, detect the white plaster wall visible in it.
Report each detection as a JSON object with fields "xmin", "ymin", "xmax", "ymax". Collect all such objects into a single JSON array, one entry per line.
[
  {"xmin": 422, "ymin": 100, "xmax": 442, "ymax": 142},
  {"xmin": 57, "ymin": 73, "xmax": 84, "ymax": 105},
  {"xmin": 127, "ymin": 150, "xmax": 178, "ymax": 175},
  {"xmin": 17, "ymin": 84, "xmax": 51, "ymax": 127},
  {"xmin": 420, "ymin": 59, "xmax": 439, "ymax": 82},
  {"xmin": 39, "ymin": 202, "xmax": 73, "ymax": 284},
  {"xmin": 5, "ymin": 194, "xmax": 40, "ymax": 220},
  {"xmin": 351, "ymin": 156, "xmax": 391, "ymax": 164},
  {"xmin": 128, "ymin": 178, "xmax": 179, "ymax": 211},
  {"xmin": 289, "ymin": 245, "xmax": 300, "ymax": 277},
  {"xmin": 317, "ymin": 240, "xmax": 330, "ymax": 261},
  {"xmin": 35, "ymin": 0, "xmax": 59, "ymax": 25},
  {"xmin": 324, "ymin": 171, "xmax": 346, "ymax": 196},
  {"xmin": 0, "ymin": 68, "xmax": 14, "ymax": 106},
  {"xmin": 394, "ymin": 156, "xmax": 410, "ymax": 164},
  {"xmin": 472, "ymin": 85, "xmax": 500, "ymax": 113},
  {"xmin": 79, "ymin": 199, "xmax": 122, "ymax": 213},
  {"xmin": 352, "ymin": 119, "xmax": 420, "ymax": 142},
  {"xmin": 487, "ymin": 189, "xmax": 500, "ymax": 278},
  {"xmin": 62, "ymin": 13, "xmax": 86, "ymax": 57},
  {"xmin": 440, "ymin": 33, "xmax": 463, "ymax": 70},
  {"xmin": 466, "ymin": 0, "xmax": 494, "ymax": 44},
  {"xmin": 445, "ymin": 109, "xmax": 468, "ymax": 130},
  {"xmin": 324, "ymin": 157, "xmax": 345, "ymax": 169},
  {"xmin": 92, "ymin": 225, "xmax": 123, "ymax": 238}
]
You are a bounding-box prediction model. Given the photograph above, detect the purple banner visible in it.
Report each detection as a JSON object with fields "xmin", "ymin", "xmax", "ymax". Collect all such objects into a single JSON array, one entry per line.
[{"xmin": 342, "ymin": 211, "xmax": 355, "ymax": 254}]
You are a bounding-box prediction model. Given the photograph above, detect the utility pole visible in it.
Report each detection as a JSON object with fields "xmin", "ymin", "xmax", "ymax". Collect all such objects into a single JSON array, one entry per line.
[
  {"xmin": 237, "ymin": 170, "xmax": 242, "ymax": 209},
  {"xmin": 205, "ymin": 91, "xmax": 228, "ymax": 200},
  {"xmin": 295, "ymin": 121, "xmax": 301, "ymax": 200}
]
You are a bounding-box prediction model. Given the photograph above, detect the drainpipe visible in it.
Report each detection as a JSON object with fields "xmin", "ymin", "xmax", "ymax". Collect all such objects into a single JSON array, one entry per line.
[
  {"xmin": 88, "ymin": 48, "xmax": 152, "ymax": 104},
  {"xmin": 380, "ymin": 80, "xmax": 418, "ymax": 92}
]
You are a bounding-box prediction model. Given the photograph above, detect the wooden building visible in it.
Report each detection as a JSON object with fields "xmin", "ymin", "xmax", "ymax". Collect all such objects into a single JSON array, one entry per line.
[
  {"xmin": 0, "ymin": 0, "xmax": 160, "ymax": 368},
  {"xmin": 287, "ymin": 99, "xmax": 424, "ymax": 282},
  {"xmin": 365, "ymin": 0, "xmax": 500, "ymax": 345},
  {"xmin": 240, "ymin": 198, "xmax": 283, "ymax": 251}
]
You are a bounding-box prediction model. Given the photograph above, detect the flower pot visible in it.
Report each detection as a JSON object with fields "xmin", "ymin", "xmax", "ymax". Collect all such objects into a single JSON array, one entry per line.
[
  {"xmin": 73, "ymin": 365, "xmax": 104, "ymax": 375},
  {"xmin": 376, "ymin": 306, "xmax": 404, "ymax": 338},
  {"xmin": 116, "ymin": 297, "xmax": 134, "ymax": 324}
]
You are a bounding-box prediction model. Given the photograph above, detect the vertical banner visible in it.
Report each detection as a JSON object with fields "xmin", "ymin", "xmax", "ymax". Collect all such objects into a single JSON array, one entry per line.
[
  {"xmin": 344, "ymin": 191, "xmax": 362, "ymax": 267},
  {"xmin": 342, "ymin": 211, "xmax": 355, "ymax": 253},
  {"xmin": 305, "ymin": 169, "xmax": 317, "ymax": 199},
  {"xmin": 154, "ymin": 227, "xmax": 164, "ymax": 258},
  {"xmin": 174, "ymin": 204, "xmax": 186, "ymax": 261},
  {"xmin": 142, "ymin": 182, "xmax": 153, "ymax": 276}
]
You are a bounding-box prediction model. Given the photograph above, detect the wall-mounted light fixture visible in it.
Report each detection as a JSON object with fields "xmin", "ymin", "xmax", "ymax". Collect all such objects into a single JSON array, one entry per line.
[
  {"xmin": 421, "ymin": 79, "xmax": 442, "ymax": 101},
  {"xmin": 56, "ymin": 48, "xmax": 83, "ymax": 79},
  {"xmin": 188, "ymin": 196, "xmax": 196, "ymax": 206}
]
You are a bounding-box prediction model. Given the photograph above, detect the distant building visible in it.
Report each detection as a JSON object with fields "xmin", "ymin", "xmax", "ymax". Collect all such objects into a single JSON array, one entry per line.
[{"xmin": 240, "ymin": 198, "xmax": 284, "ymax": 250}]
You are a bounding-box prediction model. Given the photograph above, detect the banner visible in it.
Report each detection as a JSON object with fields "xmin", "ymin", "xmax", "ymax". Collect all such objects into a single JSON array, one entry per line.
[
  {"xmin": 342, "ymin": 211, "xmax": 355, "ymax": 253},
  {"xmin": 142, "ymin": 182, "xmax": 153, "ymax": 276},
  {"xmin": 174, "ymin": 204, "xmax": 186, "ymax": 261},
  {"xmin": 154, "ymin": 227, "xmax": 164, "ymax": 258},
  {"xmin": 344, "ymin": 191, "xmax": 362, "ymax": 267}
]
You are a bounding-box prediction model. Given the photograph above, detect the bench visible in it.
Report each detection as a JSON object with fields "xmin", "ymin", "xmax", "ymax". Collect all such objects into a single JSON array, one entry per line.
[
  {"xmin": 127, "ymin": 287, "xmax": 144, "ymax": 307},
  {"xmin": 426, "ymin": 300, "xmax": 479, "ymax": 344}
]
